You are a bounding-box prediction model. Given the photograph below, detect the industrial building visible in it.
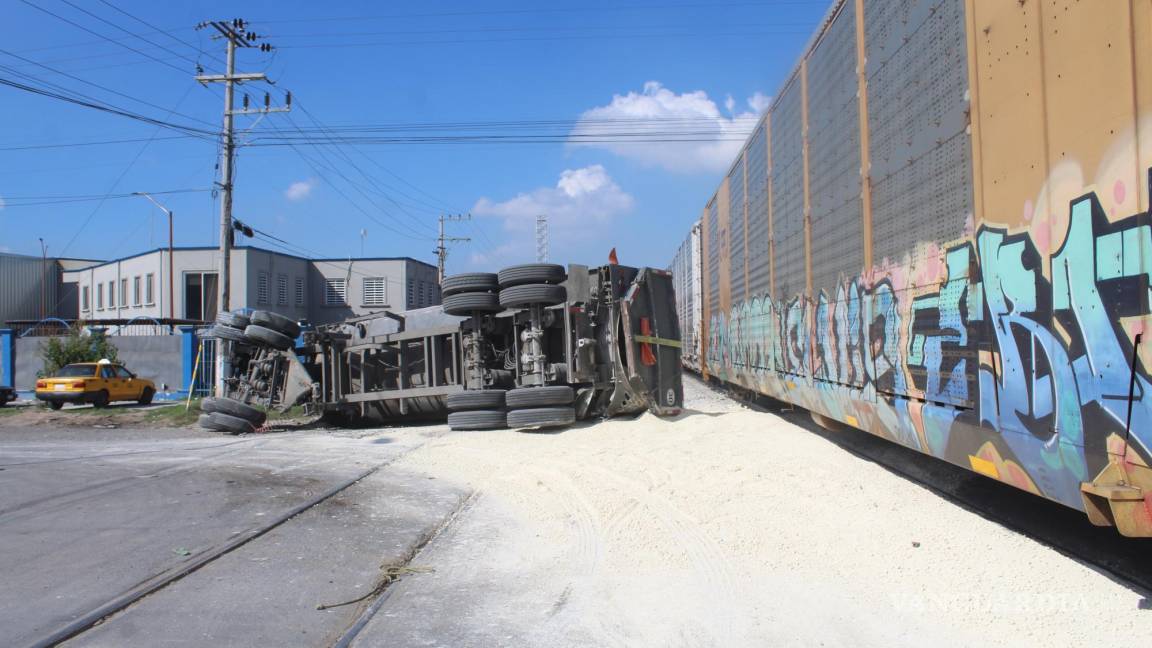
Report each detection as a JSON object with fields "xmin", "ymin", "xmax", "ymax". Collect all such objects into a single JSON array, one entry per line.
[
  {"xmin": 0, "ymin": 252, "xmax": 101, "ymax": 326},
  {"xmin": 58, "ymin": 246, "xmax": 440, "ymax": 326}
]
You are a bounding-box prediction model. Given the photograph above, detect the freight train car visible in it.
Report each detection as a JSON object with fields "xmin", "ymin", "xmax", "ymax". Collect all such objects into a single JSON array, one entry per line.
[{"xmin": 673, "ymin": 0, "xmax": 1152, "ymax": 536}]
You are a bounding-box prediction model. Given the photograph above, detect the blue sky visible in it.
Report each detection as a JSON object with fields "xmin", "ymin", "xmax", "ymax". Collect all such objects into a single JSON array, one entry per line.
[{"xmin": 0, "ymin": 0, "xmax": 829, "ymax": 273}]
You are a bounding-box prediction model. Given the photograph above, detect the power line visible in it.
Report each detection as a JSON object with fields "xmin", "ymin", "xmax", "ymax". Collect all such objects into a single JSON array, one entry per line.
[
  {"xmin": 0, "ymin": 134, "xmax": 197, "ymax": 151},
  {"xmin": 0, "ymin": 48, "xmax": 219, "ymax": 128},
  {"xmin": 2, "ymin": 188, "xmax": 210, "ymax": 207},
  {"xmin": 0, "ymin": 75, "xmax": 216, "ymax": 137},
  {"xmin": 57, "ymin": 84, "xmax": 199, "ymax": 256},
  {"xmin": 18, "ymin": 0, "xmax": 198, "ymax": 77},
  {"xmin": 94, "ymin": 0, "xmax": 228, "ymax": 68}
]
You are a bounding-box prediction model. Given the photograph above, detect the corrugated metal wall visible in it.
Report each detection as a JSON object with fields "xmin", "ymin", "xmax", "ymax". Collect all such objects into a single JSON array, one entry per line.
[
  {"xmin": 866, "ymin": 0, "xmax": 972, "ymax": 269},
  {"xmin": 746, "ymin": 123, "xmax": 770, "ymax": 297},
  {"xmin": 0, "ymin": 253, "xmax": 62, "ymax": 326},
  {"xmin": 769, "ymin": 76, "xmax": 806, "ymax": 301},
  {"xmin": 807, "ymin": 0, "xmax": 864, "ymax": 296}
]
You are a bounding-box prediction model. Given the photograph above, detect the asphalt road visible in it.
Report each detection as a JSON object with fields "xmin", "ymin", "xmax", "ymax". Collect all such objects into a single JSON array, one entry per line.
[{"xmin": 0, "ymin": 424, "xmax": 467, "ymax": 648}]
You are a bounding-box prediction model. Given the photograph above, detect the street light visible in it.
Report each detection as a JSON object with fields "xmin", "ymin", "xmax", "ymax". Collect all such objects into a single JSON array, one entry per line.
[{"xmin": 132, "ymin": 192, "xmax": 175, "ymax": 320}]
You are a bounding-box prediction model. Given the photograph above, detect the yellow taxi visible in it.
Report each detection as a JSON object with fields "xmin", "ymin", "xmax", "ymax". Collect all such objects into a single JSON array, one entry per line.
[{"xmin": 35, "ymin": 360, "xmax": 156, "ymax": 410}]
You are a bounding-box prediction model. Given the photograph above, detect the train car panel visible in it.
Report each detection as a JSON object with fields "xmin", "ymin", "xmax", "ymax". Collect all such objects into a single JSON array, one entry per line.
[{"xmin": 673, "ymin": 0, "xmax": 1152, "ymax": 537}]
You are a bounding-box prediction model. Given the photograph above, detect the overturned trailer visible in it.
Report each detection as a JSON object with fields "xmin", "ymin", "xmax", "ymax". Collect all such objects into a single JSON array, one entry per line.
[{"xmin": 199, "ymin": 262, "xmax": 683, "ymax": 433}]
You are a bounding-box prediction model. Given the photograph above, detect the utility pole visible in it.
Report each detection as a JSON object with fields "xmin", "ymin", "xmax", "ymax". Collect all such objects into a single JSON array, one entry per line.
[
  {"xmin": 435, "ymin": 214, "xmax": 471, "ymax": 283},
  {"xmin": 195, "ymin": 19, "xmax": 288, "ymax": 316},
  {"xmin": 535, "ymin": 214, "xmax": 548, "ymax": 262}
]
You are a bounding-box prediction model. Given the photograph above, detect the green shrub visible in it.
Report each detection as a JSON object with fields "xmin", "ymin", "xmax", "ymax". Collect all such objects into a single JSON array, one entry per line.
[{"xmin": 39, "ymin": 324, "xmax": 119, "ymax": 377}]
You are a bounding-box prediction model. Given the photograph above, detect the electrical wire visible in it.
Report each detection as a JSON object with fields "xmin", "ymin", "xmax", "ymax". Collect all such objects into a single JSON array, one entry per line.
[
  {"xmin": 2, "ymin": 188, "xmax": 210, "ymax": 207},
  {"xmin": 0, "ymin": 75, "xmax": 216, "ymax": 137}
]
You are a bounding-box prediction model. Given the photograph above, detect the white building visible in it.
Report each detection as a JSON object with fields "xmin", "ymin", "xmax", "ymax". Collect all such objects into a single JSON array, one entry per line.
[{"xmin": 62, "ymin": 246, "xmax": 440, "ymax": 325}]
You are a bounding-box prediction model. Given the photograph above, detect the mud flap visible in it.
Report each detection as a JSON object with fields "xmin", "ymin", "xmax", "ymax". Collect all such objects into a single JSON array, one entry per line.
[{"xmin": 620, "ymin": 268, "xmax": 684, "ymax": 415}]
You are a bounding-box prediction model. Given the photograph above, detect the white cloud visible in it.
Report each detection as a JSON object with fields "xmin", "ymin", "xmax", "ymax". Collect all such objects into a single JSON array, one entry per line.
[
  {"xmin": 569, "ymin": 81, "xmax": 769, "ymax": 173},
  {"xmin": 284, "ymin": 179, "xmax": 315, "ymax": 201},
  {"xmin": 469, "ymin": 165, "xmax": 634, "ymax": 266}
]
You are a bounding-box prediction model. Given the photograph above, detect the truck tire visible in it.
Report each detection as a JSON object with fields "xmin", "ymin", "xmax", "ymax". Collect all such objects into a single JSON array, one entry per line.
[
  {"xmin": 198, "ymin": 413, "xmax": 227, "ymax": 431},
  {"xmin": 204, "ymin": 411, "xmax": 257, "ymax": 435},
  {"xmin": 499, "ymin": 284, "xmax": 566, "ymax": 308},
  {"xmin": 442, "ymin": 292, "xmax": 502, "ymax": 316},
  {"xmin": 507, "ymin": 406, "xmax": 575, "ymax": 430},
  {"xmin": 442, "ymin": 272, "xmax": 498, "ymax": 297},
  {"xmin": 447, "ymin": 410, "xmax": 507, "ymax": 431},
  {"xmin": 207, "ymin": 325, "xmax": 248, "ymax": 344},
  {"xmin": 244, "ymin": 324, "xmax": 295, "ymax": 351},
  {"xmin": 505, "ymin": 385, "xmax": 574, "ymax": 408},
  {"xmin": 250, "ymin": 310, "xmax": 301, "ymax": 338},
  {"xmin": 201, "ymin": 396, "xmax": 267, "ymax": 425},
  {"xmin": 215, "ymin": 311, "xmax": 251, "ymax": 330},
  {"xmin": 497, "ymin": 263, "xmax": 566, "ymax": 288},
  {"xmin": 446, "ymin": 389, "xmax": 506, "ymax": 411}
]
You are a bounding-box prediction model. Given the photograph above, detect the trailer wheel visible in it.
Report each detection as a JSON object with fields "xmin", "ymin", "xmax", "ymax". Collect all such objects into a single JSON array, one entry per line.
[
  {"xmin": 497, "ymin": 263, "xmax": 566, "ymax": 288},
  {"xmin": 244, "ymin": 324, "xmax": 295, "ymax": 351},
  {"xmin": 446, "ymin": 389, "xmax": 506, "ymax": 411},
  {"xmin": 505, "ymin": 385, "xmax": 574, "ymax": 408},
  {"xmin": 442, "ymin": 292, "xmax": 502, "ymax": 316},
  {"xmin": 499, "ymin": 284, "xmax": 566, "ymax": 308},
  {"xmin": 442, "ymin": 272, "xmax": 499, "ymax": 297},
  {"xmin": 447, "ymin": 409, "xmax": 507, "ymax": 431},
  {"xmin": 250, "ymin": 310, "xmax": 301, "ymax": 338},
  {"xmin": 215, "ymin": 310, "xmax": 251, "ymax": 330},
  {"xmin": 207, "ymin": 324, "xmax": 248, "ymax": 344},
  {"xmin": 198, "ymin": 413, "xmax": 227, "ymax": 432},
  {"xmin": 507, "ymin": 406, "xmax": 575, "ymax": 430},
  {"xmin": 202, "ymin": 396, "xmax": 267, "ymax": 425},
  {"xmin": 202, "ymin": 411, "xmax": 257, "ymax": 435}
]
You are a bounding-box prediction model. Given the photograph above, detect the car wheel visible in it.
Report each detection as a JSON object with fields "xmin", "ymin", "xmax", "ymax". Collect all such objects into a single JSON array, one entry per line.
[
  {"xmin": 244, "ymin": 324, "xmax": 295, "ymax": 351},
  {"xmin": 92, "ymin": 390, "xmax": 110, "ymax": 409},
  {"xmin": 49, "ymin": 401, "xmax": 64, "ymax": 411},
  {"xmin": 447, "ymin": 410, "xmax": 507, "ymax": 431},
  {"xmin": 446, "ymin": 389, "xmax": 506, "ymax": 411},
  {"xmin": 507, "ymin": 406, "xmax": 575, "ymax": 430},
  {"xmin": 441, "ymin": 272, "xmax": 499, "ymax": 297},
  {"xmin": 201, "ymin": 396, "xmax": 267, "ymax": 425},
  {"xmin": 138, "ymin": 387, "xmax": 154, "ymax": 405},
  {"xmin": 442, "ymin": 292, "xmax": 502, "ymax": 316},
  {"xmin": 498, "ymin": 284, "xmax": 566, "ymax": 309},
  {"xmin": 250, "ymin": 310, "xmax": 301, "ymax": 338},
  {"xmin": 497, "ymin": 263, "xmax": 567, "ymax": 288},
  {"xmin": 505, "ymin": 385, "xmax": 574, "ymax": 408}
]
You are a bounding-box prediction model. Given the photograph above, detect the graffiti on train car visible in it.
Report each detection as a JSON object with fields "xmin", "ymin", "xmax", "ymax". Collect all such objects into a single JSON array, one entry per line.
[{"xmin": 706, "ymin": 177, "xmax": 1152, "ymax": 510}]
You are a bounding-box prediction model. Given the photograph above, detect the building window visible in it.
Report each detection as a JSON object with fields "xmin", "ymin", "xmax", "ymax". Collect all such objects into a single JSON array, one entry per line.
[
  {"xmin": 276, "ymin": 274, "xmax": 288, "ymax": 306},
  {"xmin": 363, "ymin": 277, "xmax": 385, "ymax": 306},
  {"xmin": 257, "ymin": 271, "xmax": 270, "ymax": 304},
  {"xmin": 96, "ymin": 283, "xmax": 104, "ymax": 310},
  {"xmin": 406, "ymin": 279, "xmax": 415, "ymax": 308},
  {"xmin": 121, "ymin": 278, "xmax": 128, "ymax": 308},
  {"xmin": 294, "ymin": 277, "xmax": 305, "ymax": 306},
  {"xmin": 81, "ymin": 285, "xmax": 90, "ymax": 312},
  {"xmin": 133, "ymin": 276, "xmax": 142, "ymax": 306},
  {"xmin": 108, "ymin": 281, "xmax": 115, "ymax": 308},
  {"xmin": 324, "ymin": 278, "xmax": 347, "ymax": 305},
  {"xmin": 145, "ymin": 273, "xmax": 155, "ymax": 305},
  {"xmin": 184, "ymin": 272, "xmax": 219, "ymax": 321}
]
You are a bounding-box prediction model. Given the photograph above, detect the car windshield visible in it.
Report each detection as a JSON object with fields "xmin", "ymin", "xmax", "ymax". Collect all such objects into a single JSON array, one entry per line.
[{"xmin": 55, "ymin": 365, "xmax": 96, "ymax": 377}]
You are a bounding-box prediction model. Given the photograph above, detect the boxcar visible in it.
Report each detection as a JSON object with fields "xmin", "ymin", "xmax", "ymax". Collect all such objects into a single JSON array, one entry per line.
[{"xmin": 674, "ymin": 0, "xmax": 1152, "ymax": 536}]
